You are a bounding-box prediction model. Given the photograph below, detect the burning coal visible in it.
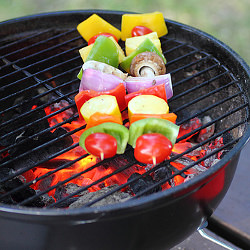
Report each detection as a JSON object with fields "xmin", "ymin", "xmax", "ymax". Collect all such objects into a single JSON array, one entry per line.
[{"xmin": 0, "ymin": 100, "xmax": 226, "ymax": 209}]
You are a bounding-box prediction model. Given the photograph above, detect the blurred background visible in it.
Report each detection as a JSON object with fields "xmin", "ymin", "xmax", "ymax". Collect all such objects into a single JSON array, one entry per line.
[{"xmin": 0, "ymin": 0, "xmax": 249, "ymax": 65}]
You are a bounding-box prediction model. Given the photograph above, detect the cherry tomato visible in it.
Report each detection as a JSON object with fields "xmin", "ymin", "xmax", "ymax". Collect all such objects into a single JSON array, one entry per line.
[
  {"xmin": 88, "ymin": 33, "xmax": 118, "ymax": 45},
  {"xmin": 131, "ymin": 26, "xmax": 153, "ymax": 37},
  {"xmin": 85, "ymin": 132, "xmax": 117, "ymax": 159},
  {"xmin": 134, "ymin": 133, "xmax": 173, "ymax": 164}
]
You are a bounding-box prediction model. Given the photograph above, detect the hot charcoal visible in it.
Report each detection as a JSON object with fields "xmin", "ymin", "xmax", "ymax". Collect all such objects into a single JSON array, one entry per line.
[
  {"xmin": 69, "ymin": 184, "xmax": 132, "ymax": 208},
  {"xmin": 0, "ymin": 167, "xmax": 45, "ymax": 207},
  {"xmin": 154, "ymin": 165, "xmax": 175, "ymax": 187},
  {"xmin": 128, "ymin": 173, "xmax": 162, "ymax": 195},
  {"xmin": 3, "ymin": 127, "xmax": 73, "ymax": 171},
  {"xmin": 53, "ymin": 183, "xmax": 88, "ymax": 208},
  {"xmin": 0, "ymin": 108, "xmax": 49, "ymax": 147},
  {"xmin": 197, "ymin": 116, "xmax": 215, "ymax": 142},
  {"xmin": 55, "ymin": 183, "xmax": 88, "ymax": 200}
]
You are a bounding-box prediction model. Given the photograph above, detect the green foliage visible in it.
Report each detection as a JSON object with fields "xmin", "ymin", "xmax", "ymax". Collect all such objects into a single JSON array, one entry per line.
[{"xmin": 0, "ymin": 0, "xmax": 249, "ymax": 64}]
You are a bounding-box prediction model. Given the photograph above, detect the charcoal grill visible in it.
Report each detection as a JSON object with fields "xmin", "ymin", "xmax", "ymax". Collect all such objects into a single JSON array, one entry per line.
[{"xmin": 0, "ymin": 10, "xmax": 249, "ymax": 250}]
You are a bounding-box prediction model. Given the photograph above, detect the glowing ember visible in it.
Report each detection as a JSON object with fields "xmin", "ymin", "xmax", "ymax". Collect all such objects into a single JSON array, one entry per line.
[
  {"xmin": 25, "ymin": 102, "xmax": 145, "ymax": 201},
  {"xmin": 1, "ymin": 100, "xmax": 224, "ymax": 206}
]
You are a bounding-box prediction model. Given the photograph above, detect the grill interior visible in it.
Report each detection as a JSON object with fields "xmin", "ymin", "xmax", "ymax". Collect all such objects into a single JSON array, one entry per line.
[{"xmin": 0, "ymin": 13, "xmax": 249, "ymax": 210}]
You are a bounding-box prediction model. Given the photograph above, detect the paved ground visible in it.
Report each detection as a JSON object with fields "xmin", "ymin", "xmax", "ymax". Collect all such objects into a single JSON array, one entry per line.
[{"xmin": 172, "ymin": 141, "xmax": 250, "ymax": 249}]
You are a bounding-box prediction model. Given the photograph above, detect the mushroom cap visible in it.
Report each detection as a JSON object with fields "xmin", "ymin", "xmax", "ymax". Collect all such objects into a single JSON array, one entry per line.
[{"xmin": 130, "ymin": 52, "xmax": 166, "ymax": 77}]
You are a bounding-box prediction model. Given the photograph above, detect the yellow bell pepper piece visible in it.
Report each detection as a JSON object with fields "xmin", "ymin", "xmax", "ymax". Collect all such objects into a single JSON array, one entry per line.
[
  {"xmin": 121, "ymin": 12, "xmax": 168, "ymax": 41},
  {"xmin": 128, "ymin": 95, "xmax": 169, "ymax": 121},
  {"xmin": 80, "ymin": 95, "xmax": 122, "ymax": 124},
  {"xmin": 79, "ymin": 44, "xmax": 94, "ymax": 62},
  {"xmin": 125, "ymin": 32, "xmax": 162, "ymax": 56},
  {"xmin": 77, "ymin": 14, "xmax": 121, "ymax": 42}
]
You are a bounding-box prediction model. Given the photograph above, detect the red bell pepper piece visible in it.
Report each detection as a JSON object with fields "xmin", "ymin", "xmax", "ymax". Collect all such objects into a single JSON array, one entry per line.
[
  {"xmin": 125, "ymin": 83, "xmax": 167, "ymax": 106},
  {"xmin": 88, "ymin": 32, "xmax": 118, "ymax": 45},
  {"xmin": 131, "ymin": 26, "xmax": 153, "ymax": 37},
  {"xmin": 75, "ymin": 83, "xmax": 126, "ymax": 120}
]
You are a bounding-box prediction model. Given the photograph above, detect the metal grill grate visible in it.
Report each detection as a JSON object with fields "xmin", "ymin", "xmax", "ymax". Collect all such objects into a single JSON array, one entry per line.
[{"xmin": 0, "ymin": 20, "xmax": 248, "ymax": 210}]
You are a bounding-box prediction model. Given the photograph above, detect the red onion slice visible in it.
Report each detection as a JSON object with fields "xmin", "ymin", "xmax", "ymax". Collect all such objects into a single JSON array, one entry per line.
[
  {"xmin": 79, "ymin": 68, "xmax": 125, "ymax": 92},
  {"xmin": 125, "ymin": 73, "xmax": 173, "ymax": 99}
]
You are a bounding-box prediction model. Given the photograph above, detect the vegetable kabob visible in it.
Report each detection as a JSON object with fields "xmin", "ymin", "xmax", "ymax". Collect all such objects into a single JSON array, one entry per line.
[
  {"xmin": 127, "ymin": 94, "xmax": 179, "ymax": 165},
  {"xmin": 75, "ymin": 12, "xmax": 179, "ymax": 164},
  {"xmin": 76, "ymin": 14, "xmax": 129, "ymax": 160}
]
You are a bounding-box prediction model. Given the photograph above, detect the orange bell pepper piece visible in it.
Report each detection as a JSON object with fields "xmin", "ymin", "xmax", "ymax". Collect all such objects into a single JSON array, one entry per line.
[
  {"xmin": 86, "ymin": 112, "xmax": 123, "ymax": 129},
  {"xmin": 130, "ymin": 113, "xmax": 177, "ymax": 124}
]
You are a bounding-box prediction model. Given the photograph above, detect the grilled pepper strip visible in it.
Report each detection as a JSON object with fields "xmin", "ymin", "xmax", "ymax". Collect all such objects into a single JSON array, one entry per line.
[
  {"xmin": 128, "ymin": 118, "xmax": 179, "ymax": 148},
  {"xmin": 120, "ymin": 38, "xmax": 166, "ymax": 73},
  {"xmin": 86, "ymin": 35, "xmax": 119, "ymax": 68},
  {"xmin": 79, "ymin": 122, "xmax": 129, "ymax": 154}
]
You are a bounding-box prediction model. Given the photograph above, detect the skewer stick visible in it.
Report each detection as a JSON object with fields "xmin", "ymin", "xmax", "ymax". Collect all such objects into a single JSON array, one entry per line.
[
  {"xmin": 100, "ymin": 152, "xmax": 104, "ymax": 161},
  {"xmin": 152, "ymin": 156, "xmax": 157, "ymax": 166}
]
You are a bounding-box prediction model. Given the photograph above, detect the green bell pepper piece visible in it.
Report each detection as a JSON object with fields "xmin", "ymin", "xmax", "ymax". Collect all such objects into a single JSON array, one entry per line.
[
  {"xmin": 128, "ymin": 118, "xmax": 179, "ymax": 148},
  {"xmin": 77, "ymin": 68, "xmax": 83, "ymax": 80},
  {"xmin": 86, "ymin": 36, "xmax": 119, "ymax": 68},
  {"xmin": 120, "ymin": 38, "xmax": 166, "ymax": 73},
  {"xmin": 79, "ymin": 122, "xmax": 129, "ymax": 154}
]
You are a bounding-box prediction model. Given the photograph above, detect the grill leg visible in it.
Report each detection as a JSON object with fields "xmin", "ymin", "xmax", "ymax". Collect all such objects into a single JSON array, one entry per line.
[{"xmin": 198, "ymin": 221, "xmax": 236, "ymax": 250}]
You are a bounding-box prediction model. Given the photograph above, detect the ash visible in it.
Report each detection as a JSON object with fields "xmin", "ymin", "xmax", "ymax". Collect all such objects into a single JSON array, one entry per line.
[{"xmin": 69, "ymin": 184, "xmax": 131, "ymax": 209}]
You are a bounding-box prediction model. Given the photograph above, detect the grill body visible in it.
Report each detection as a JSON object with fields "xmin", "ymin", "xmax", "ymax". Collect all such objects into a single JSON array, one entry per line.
[
  {"xmin": 0, "ymin": 157, "xmax": 239, "ymax": 250},
  {"xmin": 0, "ymin": 10, "xmax": 249, "ymax": 250}
]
